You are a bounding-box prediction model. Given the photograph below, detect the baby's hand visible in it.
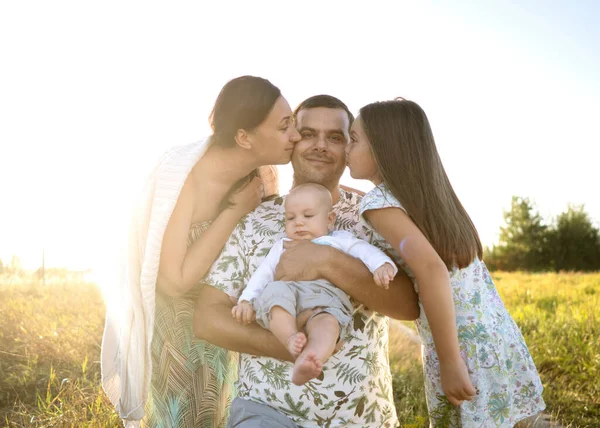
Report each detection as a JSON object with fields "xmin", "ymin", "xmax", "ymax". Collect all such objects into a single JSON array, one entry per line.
[
  {"xmin": 373, "ymin": 263, "xmax": 396, "ymax": 289},
  {"xmin": 440, "ymin": 357, "xmax": 477, "ymax": 406},
  {"xmin": 231, "ymin": 300, "xmax": 255, "ymax": 324}
]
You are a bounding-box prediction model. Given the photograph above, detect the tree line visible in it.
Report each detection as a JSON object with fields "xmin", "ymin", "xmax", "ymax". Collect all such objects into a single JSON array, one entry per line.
[{"xmin": 484, "ymin": 196, "xmax": 600, "ymax": 271}]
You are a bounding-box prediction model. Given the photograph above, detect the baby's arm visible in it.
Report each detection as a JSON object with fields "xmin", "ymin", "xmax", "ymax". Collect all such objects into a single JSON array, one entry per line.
[
  {"xmin": 372, "ymin": 263, "xmax": 397, "ymax": 289},
  {"xmin": 232, "ymin": 240, "xmax": 282, "ymax": 323},
  {"xmin": 342, "ymin": 233, "xmax": 399, "ymax": 288},
  {"xmin": 363, "ymin": 208, "xmax": 476, "ymax": 406}
]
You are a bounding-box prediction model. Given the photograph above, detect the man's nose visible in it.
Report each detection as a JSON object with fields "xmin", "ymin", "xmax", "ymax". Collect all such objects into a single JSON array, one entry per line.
[{"xmin": 314, "ymin": 134, "xmax": 327, "ymax": 151}]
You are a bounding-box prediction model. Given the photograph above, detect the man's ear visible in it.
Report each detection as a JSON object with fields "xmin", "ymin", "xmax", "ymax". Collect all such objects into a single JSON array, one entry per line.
[
  {"xmin": 328, "ymin": 211, "xmax": 336, "ymax": 229},
  {"xmin": 234, "ymin": 129, "xmax": 253, "ymax": 150}
]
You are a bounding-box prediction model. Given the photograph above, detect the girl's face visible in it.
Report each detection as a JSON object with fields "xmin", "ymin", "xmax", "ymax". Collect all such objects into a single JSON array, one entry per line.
[{"xmin": 346, "ymin": 116, "xmax": 382, "ymax": 184}]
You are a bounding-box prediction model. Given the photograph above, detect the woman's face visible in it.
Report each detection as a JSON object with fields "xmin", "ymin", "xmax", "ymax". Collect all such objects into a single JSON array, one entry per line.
[
  {"xmin": 250, "ymin": 96, "xmax": 301, "ymax": 165},
  {"xmin": 346, "ymin": 116, "xmax": 381, "ymax": 184}
]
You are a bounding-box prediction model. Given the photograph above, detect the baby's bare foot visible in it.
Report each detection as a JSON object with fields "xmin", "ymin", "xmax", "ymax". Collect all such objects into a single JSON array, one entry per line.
[
  {"xmin": 291, "ymin": 351, "xmax": 323, "ymax": 386},
  {"xmin": 286, "ymin": 332, "xmax": 307, "ymax": 358}
]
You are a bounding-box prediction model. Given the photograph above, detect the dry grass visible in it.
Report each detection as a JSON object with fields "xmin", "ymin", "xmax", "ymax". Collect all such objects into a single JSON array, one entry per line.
[
  {"xmin": 1, "ymin": 272, "xmax": 598, "ymax": 427},
  {"xmin": 0, "ymin": 281, "xmax": 120, "ymax": 427}
]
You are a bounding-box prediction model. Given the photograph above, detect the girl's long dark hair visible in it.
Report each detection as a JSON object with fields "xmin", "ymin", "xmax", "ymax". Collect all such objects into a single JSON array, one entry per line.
[{"xmin": 360, "ymin": 99, "xmax": 482, "ymax": 269}]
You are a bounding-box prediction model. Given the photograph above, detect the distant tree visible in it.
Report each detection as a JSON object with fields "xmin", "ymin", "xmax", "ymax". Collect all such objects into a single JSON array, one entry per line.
[
  {"xmin": 0, "ymin": 258, "xmax": 4, "ymax": 274},
  {"xmin": 485, "ymin": 197, "xmax": 550, "ymax": 271},
  {"xmin": 547, "ymin": 205, "xmax": 600, "ymax": 271},
  {"xmin": 10, "ymin": 255, "xmax": 22, "ymax": 274}
]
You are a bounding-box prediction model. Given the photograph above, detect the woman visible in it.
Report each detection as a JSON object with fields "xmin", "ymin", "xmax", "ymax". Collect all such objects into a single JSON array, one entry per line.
[{"xmin": 101, "ymin": 76, "xmax": 301, "ymax": 427}]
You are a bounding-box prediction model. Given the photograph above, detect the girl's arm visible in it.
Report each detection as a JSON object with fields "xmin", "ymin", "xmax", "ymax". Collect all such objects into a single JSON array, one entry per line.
[
  {"xmin": 365, "ymin": 207, "xmax": 458, "ymax": 357},
  {"xmin": 365, "ymin": 207, "xmax": 475, "ymax": 405},
  {"xmin": 157, "ymin": 175, "xmax": 262, "ymax": 297}
]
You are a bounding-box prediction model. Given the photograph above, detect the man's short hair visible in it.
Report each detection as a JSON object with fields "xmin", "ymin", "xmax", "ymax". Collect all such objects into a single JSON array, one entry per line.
[{"xmin": 293, "ymin": 95, "xmax": 354, "ymax": 128}]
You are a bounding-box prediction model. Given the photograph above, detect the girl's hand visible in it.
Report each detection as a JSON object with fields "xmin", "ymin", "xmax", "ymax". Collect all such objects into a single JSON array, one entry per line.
[
  {"xmin": 229, "ymin": 176, "xmax": 264, "ymax": 217},
  {"xmin": 373, "ymin": 263, "xmax": 396, "ymax": 289},
  {"xmin": 440, "ymin": 357, "xmax": 477, "ymax": 406},
  {"xmin": 231, "ymin": 300, "xmax": 256, "ymax": 324}
]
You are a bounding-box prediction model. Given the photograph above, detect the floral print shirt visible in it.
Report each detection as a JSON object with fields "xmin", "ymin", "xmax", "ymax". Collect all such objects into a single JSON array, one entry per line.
[{"xmin": 205, "ymin": 188, "xmax": 400, "ymax": 427}]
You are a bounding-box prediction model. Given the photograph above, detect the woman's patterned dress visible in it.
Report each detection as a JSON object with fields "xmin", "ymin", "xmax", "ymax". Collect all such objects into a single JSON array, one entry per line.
[{"xmin": 143, "ymin": 221, "xmax": 238, "ymax": 428}]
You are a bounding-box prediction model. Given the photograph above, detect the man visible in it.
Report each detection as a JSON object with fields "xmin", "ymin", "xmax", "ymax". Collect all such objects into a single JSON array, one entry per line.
[{"xmin": 194, "ymin": 95, "xmax": 419, "ymax": 427}]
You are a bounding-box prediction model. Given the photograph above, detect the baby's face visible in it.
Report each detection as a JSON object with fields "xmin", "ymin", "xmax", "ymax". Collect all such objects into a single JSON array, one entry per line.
[{"xmin": 284, "ymin": 191, "xmax": 332, "ymax": 240}]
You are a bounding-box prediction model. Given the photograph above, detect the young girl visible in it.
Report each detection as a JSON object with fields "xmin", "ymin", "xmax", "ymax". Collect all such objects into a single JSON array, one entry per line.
[{"xmin": 345, "ymin": 99, "xmax": 545, "ymax": 426}]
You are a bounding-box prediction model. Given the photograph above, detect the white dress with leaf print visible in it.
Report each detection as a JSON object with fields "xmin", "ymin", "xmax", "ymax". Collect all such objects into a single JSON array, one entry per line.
[{"xmin": 359, "ymin": 184, "xmax": 545, "ymax": 427}]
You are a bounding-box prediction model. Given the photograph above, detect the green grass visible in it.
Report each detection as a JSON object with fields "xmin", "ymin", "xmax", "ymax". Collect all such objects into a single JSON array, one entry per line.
[
  {"xmin": 492, "ymin": 272, "xmax": 599, "ymax": 426},
  {"xmin": 1, "ymin": 273, "xmax": 598, "ymax": 426},
  {"xmin": 388, "ymin": 272, "xmax": 600, "ymax": 427}
]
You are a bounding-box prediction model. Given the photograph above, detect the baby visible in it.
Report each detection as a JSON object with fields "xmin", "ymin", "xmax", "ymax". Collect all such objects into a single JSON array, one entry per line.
[{"xmin": 232, "ymin": 183, "xmax": 398, "ymax": 385}]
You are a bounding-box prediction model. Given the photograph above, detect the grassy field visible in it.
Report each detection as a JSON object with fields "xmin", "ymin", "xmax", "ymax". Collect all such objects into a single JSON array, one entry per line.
[{"xmin": 1, "ymin": 272, "xmax": 598, "ymax": 427}]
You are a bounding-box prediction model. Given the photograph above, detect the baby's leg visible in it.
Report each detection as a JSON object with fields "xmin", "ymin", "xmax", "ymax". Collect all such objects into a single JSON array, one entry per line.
[
  {"xmin": 270, "ymin": 306, "xmax": 306, "ymax": 358},
  {"xmin": 292, "ymin": 313, "xmax": 339, "ymax": 386}
]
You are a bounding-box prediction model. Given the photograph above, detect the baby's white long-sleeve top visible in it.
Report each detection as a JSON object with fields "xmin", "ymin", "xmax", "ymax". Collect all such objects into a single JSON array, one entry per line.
[{"xmin": 238, "ymin": 230, "xmax": 399, "ymax": 303}]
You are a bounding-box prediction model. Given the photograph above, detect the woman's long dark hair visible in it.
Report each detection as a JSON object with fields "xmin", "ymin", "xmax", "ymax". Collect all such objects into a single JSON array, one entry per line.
[
  {"xmin": 360, "ymin": 99, "xmax": 482, "ymax": 269},
  {"xmin": 209, "ymin": 76, "xmax": 282, "ymax": 211},
  {"xmin": 209, "ymin": 75, "xmax": 281, "ymax": 148}
]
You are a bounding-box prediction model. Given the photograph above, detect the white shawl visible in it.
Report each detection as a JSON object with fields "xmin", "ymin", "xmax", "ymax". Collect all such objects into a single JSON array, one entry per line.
[{"xmin": 101, "ymin": 137, "xmax": 212, "ymax": 426}]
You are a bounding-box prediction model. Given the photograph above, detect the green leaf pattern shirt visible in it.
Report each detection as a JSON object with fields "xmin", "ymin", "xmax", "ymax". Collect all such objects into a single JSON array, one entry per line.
[{"xmin": 204, "ymin": 188, "xmax": 400, "ymax": 427}]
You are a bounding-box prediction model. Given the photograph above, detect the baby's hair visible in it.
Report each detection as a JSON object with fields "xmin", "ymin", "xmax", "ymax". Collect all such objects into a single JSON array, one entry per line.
[{"xmin": 286, "ymin": 183, "xmax": 333, "ymax": 210}]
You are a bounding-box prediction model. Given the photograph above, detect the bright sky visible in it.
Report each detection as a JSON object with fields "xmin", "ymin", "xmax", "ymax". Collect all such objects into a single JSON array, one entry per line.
[{"xmin": 1, "ymin": 1, "xmax": 599, "ymax": 272}]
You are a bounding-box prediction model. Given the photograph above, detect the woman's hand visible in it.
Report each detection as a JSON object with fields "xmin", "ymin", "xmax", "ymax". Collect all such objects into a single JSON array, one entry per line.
[
  {"xmin": 229, "ymin": 176, "xmax": 264, "ymax": 218},
  {"xmin": 440, "ymin": 357, "xmax": 477, "ymax": 406},
  {"xmin": 257, "ymin": 165, "xmax": 279, "ymax": 198}
]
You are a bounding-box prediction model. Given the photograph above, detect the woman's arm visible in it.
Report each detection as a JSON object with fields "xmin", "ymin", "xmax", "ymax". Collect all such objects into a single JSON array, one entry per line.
[{"xmin": 157, "ymin": 176, "xmax": 262, "ymax": 297}]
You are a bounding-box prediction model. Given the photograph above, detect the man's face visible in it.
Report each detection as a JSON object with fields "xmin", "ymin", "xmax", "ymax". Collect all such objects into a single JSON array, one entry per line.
[{"xmin": 291, "ymin": 107, "xmax": 350, "ymax": 189}]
